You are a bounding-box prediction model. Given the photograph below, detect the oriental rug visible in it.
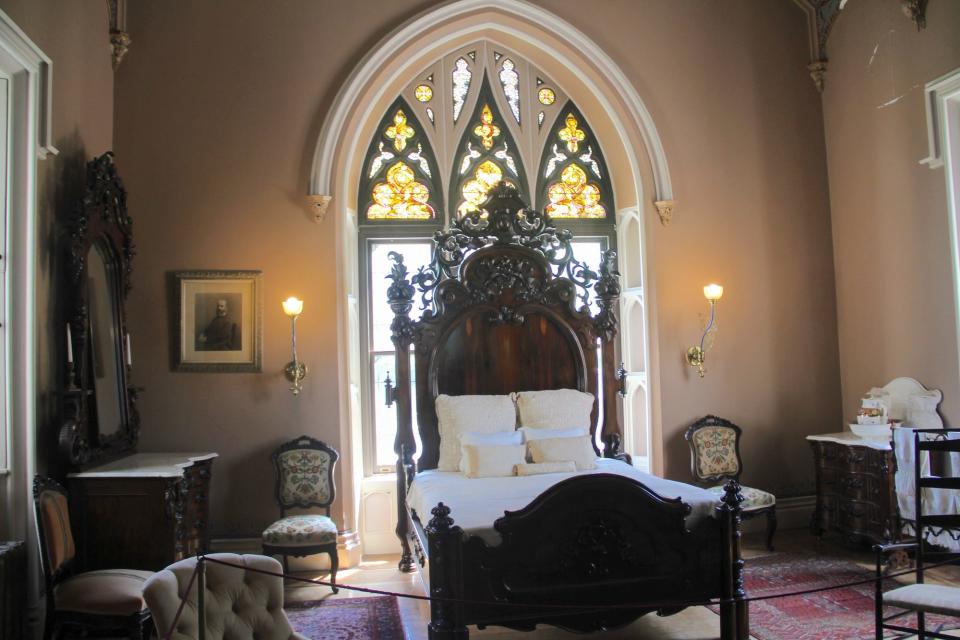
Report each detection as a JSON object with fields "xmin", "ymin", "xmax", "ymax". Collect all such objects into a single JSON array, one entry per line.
[
  {"xmin": 709, "ymin": 553, "xmax": 959, "ymax": 640},
  {"xmin": 286, "ymin": 595, "xmax": 404, "ymax": 640}
]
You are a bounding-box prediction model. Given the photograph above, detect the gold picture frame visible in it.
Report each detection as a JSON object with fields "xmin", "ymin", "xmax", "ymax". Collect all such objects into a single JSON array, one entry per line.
[{"xmin": 174, "ymin": 270, "xmax": 262, "ymax": 372}]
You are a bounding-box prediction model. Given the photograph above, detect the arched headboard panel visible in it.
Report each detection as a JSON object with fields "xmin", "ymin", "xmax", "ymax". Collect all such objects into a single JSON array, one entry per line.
[{"xmin": 387, "ymin": 184, "xmax": 622, "ymax": 472}]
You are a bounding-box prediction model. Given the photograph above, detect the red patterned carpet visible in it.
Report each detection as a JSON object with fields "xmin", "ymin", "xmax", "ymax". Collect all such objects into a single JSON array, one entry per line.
[
  {"xmin": 286, "ymin": 596, "xmax": 404, "ymax": 640},
  {"xmin": 711, "ymin": 553, "xmax": 959, "ymax": 640}
]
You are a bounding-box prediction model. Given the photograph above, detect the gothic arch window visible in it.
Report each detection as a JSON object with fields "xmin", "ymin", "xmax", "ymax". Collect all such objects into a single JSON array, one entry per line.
[{"xmin": 357, "ymin": 42, "xmax": 619, "ymax": 473}]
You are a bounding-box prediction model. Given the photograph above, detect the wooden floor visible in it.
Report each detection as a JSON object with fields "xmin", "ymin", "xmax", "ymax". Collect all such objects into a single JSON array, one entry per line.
[{"xmin": 285, "ymin": 529, "xmax": 960, "ymax": 640}]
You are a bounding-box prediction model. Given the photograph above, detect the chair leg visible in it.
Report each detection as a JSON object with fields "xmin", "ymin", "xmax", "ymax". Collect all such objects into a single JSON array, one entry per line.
[
  {"xmin": 765, "ymin": 508, "xmax": 777, "ymax": 551},
  {"xmin": 918, "ymin": 611, "xmax": 926, "ymax": 640},
  {"xmin": 329, "ymin": 548, "xmax": 339, "ymax": 594}
]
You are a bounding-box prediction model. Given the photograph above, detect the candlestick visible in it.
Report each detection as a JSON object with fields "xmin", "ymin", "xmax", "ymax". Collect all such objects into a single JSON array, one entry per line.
[{"xmin": 66, "ymin": 323, "xmax": 73, "ymax": 364}]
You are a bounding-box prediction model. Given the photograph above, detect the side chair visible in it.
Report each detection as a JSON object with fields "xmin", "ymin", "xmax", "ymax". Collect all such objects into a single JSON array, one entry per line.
[
  {"xmin": 685, "ymin": 415, "xmax": 778, "ymax": 550},
  {"xmin": 33, "ymin": 475, "xmax": 153, "ymax": 640},
  {"xmin": 262, "ymin": 435, "xmax": 340, "ymax": 592}
]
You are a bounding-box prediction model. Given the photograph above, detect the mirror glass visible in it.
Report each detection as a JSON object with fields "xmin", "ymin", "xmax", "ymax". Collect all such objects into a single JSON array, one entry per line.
[{"xmin": 86, "ymin": 241, "xmax": 125, "ymax": 440}]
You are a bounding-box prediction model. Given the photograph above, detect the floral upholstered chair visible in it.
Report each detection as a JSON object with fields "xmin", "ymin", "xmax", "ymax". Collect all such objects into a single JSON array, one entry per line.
[
  {"xmin": 685, "ymin": 415, "xmax": 777, "ymax": 550},
  {"xmin": 262, "ymin": 436, "xmax": 340, "ymax": 592}
]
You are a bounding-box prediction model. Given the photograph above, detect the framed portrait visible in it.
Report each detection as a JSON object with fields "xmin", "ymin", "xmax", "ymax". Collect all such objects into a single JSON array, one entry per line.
[{"xmin": 174, "ymin": 270, "xmax": 262, "ymax": 372}]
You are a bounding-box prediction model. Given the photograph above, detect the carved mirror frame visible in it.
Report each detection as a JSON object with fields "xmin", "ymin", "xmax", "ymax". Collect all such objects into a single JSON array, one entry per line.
[{"xmin": 60, "ymin": 152, "xmax": 140, "ymax": 467}]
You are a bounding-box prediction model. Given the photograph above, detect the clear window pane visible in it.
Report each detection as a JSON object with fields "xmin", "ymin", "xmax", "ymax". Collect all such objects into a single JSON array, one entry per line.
[
  {"xmin": 373, "ymin": 352, "xmax": 421, "ymax": 470},
  {"xmin": 571, "ymin": 239, "xmax": 604, "ymax": 315},
  {"xmin": 369, "ymin": 242, "xmax": 433, "ymax": 352}
]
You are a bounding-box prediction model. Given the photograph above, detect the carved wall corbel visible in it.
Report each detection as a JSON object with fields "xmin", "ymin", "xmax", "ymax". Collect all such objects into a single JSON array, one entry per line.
[
  {"xmin": 307, "ymin": 194, "xmax": 332, "ymax": 222},
  {"xmin": 901, "ymin": 0, "xmax": 929, "ymax": 30},
  {"xmin": 654, "ymin": 199, "xmax": 676, "ymax": 226},
  {"xmin": 107, "ymin": 0, "xmax": 131, "ymax": 71}
]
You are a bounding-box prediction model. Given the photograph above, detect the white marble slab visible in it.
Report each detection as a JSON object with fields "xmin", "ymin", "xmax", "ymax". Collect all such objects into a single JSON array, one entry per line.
[
  {"xmin": 67, "ymin": 452, "xmax": 218, "ymax": 478},
  {"xmin": 806, "ymin": 431, "xmax": 891, "ymax": 450}
]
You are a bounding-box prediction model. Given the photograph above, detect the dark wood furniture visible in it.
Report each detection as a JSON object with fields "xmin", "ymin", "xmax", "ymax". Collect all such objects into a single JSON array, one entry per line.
[
  {"xmin": 807, "ymin": 432, "xmax": 899, "ymax": 545},
  {"xmin": 34, "ymin": 476, "xmax": 153, "ymax": 640},
  {"xmin": 387, "ymin": 184, "xmax": 747, "ymax": 640},
  {"xmin": 685, "ymin": 415, "xmax": 777, "ymax": 550},
  {"xmin": 262, "ymin": 435, "xmax": 340, "ymax": 592},
  {"xmin": 0, "ymin": 541, "xmax": 26, "ymax": 640},
  {"xmin": 874, "ymin": 428, "xmax": 960, "ymax": 640},
  {"xmin": 66, "ymin": 453, "xmax": 216, "ymax": 571}
]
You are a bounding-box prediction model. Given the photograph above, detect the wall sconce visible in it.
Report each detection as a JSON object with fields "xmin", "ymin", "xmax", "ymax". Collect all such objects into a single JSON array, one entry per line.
[
  {"xmin": 686, "ymin": 283, "xmax": 723, "ymax": 378},
  {"xmin": 282, "ymin": 297, "xmax": 307, "ymax": 395}
]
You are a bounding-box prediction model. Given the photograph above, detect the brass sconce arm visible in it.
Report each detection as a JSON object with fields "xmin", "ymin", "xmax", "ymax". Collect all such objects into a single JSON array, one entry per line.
[
  {"xmin": 282, "ymin": 297, "xmax": 307, "ymax": 395},
  {"xmin": 686, "ymin": 284, "xmax": 722, "ymax": 378}
]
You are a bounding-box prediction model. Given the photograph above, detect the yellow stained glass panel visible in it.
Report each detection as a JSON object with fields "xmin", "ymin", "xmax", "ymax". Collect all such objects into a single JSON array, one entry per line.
[
  {"xmin": 385, "ymin": 110, "xmax": 415, "ymax": 152},
  {"xmin": 538, "ymin": 88, "xmax": 556, "ymax": 105},
  {"xmin": 557, "ymin": 113, "xmax": 586, "ymax": 153},
  {"xmin": 473, "ymin": 104, "xmax": 501, "ymax": 150},
  {"xmin": 545, "ymin": 164, "xmax": 605, "ymax": 219},
  {"xmin": 367, "ymin": 161, "xmax": 434, "ymax": 220},
  {"xmin": 415, "ymin": 84, "xmax": 433, "ymax": 102},
  {"xmin": 458, "ymin": 160, "xmax": 513, "ymax": 217}
]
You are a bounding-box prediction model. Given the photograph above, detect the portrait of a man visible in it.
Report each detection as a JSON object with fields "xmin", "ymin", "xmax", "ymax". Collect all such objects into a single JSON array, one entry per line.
[{"xmin": 195, "ymin": 293, "xmax": 242, "ymax": 351}]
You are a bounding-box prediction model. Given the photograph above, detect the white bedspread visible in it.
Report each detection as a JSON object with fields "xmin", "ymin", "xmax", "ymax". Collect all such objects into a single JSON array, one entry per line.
[{"xmin": 407, "ymin": 458, "xmax": 720, "ymax": 545}]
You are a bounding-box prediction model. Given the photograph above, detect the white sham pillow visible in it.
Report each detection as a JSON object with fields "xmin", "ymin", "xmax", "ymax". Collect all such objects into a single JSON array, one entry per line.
[
  {"xmin": 520, "ymin": 426, "xmax": 588, "ymax": 442},
  {"xmin": 515, "ymin": 461, "xmax": 577, "ymax": 476},
  {"xmin": 527, "ymin": 435, "xmax": 597, "ymax": 471},
  {"xmin": 436, "ymin": 394, "xmax": 517, "ymax": 471},
  {"xmin": 461, "ymin": 443, "xmax": 526, "ymax": 479},
  {"xmin": 459, "ymin": 431, "xmax": 523, "ymax": 469},
  {"xmin": 515, "ymin": 389, "xmax": 594, "ymax": 430}
]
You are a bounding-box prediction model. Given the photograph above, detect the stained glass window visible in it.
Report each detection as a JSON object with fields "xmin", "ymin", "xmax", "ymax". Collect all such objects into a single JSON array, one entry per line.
[
  {"xmin": 536, "ymin": 102, "xmax": 613, "ymax": 219},
  {"xmin": 498, "ymin": 58, "xmax": 520, "ymax": 123},
  {"xmin": 358, "ymin": 98, "xmax": 441, "ymax": 222},
  {"xmin": 450, "ymin": 78, "xmax": 527, "ymax": 217},
  {"xmin": 452, "ymin": 57, "xmax": 472, "ymax": 122}
]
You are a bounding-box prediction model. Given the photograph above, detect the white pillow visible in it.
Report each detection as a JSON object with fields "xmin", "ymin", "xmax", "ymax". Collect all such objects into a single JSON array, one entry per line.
[
  {"xmin": 527, "ymin": 435, "xmax": 597, "ymax": 471},
  {"xmin": 520, "ymin": 426, "xmax": 588, "ymax": 442},
  {"xmin": 515, "ymin": 389, "xmax": 594, "ymax": 430},
  {"xmin": 516, "ymin": 461, "xmax": 577, "ymax": 476},
  {"xmin": 435, "ymin": 394, "xmax": 517, "ymax": 471},
  {"xmin": 461, "ymin": 443, "xmax": 526, "ymax": 478},
  {"xmin": 459, "ymin": 431, "xmax": 523, "ymax": 469}
]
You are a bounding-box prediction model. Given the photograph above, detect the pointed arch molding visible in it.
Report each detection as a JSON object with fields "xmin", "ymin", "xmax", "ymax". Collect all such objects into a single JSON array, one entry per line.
[{"xmin": 307, "ymin": 0, "xmax": 674, "ymax": 222}]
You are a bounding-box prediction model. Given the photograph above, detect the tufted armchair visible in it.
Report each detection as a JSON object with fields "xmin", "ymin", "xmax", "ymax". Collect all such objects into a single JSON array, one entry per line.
[
  {"xmin": 685, "ymin": 415, "xmax": 777, "ymax": 550},
  {"xmin": 262, "ymin": 436, "xmax": 339, "ymax": 591},
  {"xmin": 142, "ymin": 553, "xmax": 306, "ymax": 640}
]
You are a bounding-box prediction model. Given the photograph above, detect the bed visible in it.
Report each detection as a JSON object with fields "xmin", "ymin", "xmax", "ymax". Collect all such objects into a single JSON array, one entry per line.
[{"xmin": 386, "ymin": 183, "xmax": 748, "ymax": 639}]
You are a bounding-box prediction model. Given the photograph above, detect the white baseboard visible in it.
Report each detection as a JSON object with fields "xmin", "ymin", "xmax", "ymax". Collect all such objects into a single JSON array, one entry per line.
[{"xmin": 740, "ymin": 495, "xmax": 814, "ymax": 534}]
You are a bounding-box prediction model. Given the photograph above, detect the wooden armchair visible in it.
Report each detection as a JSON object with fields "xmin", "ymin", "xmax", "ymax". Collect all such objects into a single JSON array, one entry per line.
[
  {"xmin": 685, "ymin": 415, "xmax": 777, "ymax": 550},
  {"xmin": 33, "ymin": 476, "xmax": 153, "ymax": 639},
  {"xmin": 261, "ymin": 435, "xmax": 340, "ymax": 592}
]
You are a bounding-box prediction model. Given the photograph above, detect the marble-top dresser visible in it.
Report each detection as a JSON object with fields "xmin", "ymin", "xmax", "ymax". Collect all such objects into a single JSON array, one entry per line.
[
  {"xmin": 67, "ymin": 452, "xmax": 217, "ymax": 571},
  {"xmin": 806, "ymin": 432, "xmax": 898, "ymax": 545}
]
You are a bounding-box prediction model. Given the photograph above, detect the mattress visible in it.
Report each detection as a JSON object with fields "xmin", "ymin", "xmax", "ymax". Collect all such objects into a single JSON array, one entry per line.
[{"xmin": 407, "ymin": 458, "xmax": 720, "ymax": 545}]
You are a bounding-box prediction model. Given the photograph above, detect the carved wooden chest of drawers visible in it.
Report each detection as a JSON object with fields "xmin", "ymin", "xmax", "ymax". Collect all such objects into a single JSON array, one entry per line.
[
  {"xmin": 807, "ymin": 433, "xmax": 898, "ymax": 545},
  {"xmin": 67, "ymin": 452, "xmax": 217, "ymax": 571}
]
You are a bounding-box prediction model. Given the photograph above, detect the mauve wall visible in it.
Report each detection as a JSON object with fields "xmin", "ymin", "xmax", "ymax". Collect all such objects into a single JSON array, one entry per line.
[
  {"xmin": 823, "ymin": 1, "xmax": 960, "ymax": 426},
  {"xmin": 113, "ymin": 0, "xmax": 840, "ymax": 536},
  {"xmin": 0, "ymin": 0, "xmax": 114, "ymax": 477}
]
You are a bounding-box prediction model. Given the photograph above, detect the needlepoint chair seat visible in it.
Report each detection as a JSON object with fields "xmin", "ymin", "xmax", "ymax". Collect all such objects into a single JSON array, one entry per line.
[
  {"xmin": 705, "ymin": 485, "xmax": 776, "ymax": 511},
  {"xmin": 262, "ymin": 435, "xmax": 340, "ymax": 592},
  {"xmin": 262, "ymin": 515, "xmax": 338, "ymax": 546},
  {"xmin": 33, "ymin": 475, "xmax": 153, "ymax": 640},
  {"xmin": 686, "ymin": 415, "xmax": 778, "ymax": 550}
]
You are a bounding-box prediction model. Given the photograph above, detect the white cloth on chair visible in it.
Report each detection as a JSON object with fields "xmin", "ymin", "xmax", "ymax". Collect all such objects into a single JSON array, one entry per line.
[{"xmin": 893, "ymin": 426, "xmax": 960, "ymax": 551}]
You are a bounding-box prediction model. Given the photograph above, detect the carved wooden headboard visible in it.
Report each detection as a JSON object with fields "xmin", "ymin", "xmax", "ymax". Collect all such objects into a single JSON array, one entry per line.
[{"xmin": 387, "ymin": 183, "xmax": 623, "ymax": 472}]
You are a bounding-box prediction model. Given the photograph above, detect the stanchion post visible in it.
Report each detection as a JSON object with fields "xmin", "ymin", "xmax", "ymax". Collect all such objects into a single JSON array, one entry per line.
[
  {"xmin": 719, "ymin": 480, "xmax": 748, "ymax": 640},
  {"xmin": 197, "ymin": 555, "xmax": 206, "ymax": 640}
]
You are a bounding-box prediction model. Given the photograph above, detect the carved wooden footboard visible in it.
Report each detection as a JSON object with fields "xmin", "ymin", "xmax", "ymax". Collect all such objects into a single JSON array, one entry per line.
[{"xmin": 411, "ymin": 474, "xmax": 747, "ymax": 640}]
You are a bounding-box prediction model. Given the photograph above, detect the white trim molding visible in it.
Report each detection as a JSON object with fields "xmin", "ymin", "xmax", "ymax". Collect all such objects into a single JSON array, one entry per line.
[
  {"xmin": 308, "ymin": 0, "xmax": 673, "ymax": 207},
  {"xmin": 921, "ymin": 67, "xmax": 960, "ymax": 169},
  {"xmin": 0, "ymin": 9, "xmax": 56, "ymax": 158}
]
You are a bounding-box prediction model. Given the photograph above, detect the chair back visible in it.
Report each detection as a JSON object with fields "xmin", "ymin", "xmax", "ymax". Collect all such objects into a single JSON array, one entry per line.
[
  {"xmin": 143, "ymin": 553, "xmax": 301, "ymax": 640},
  {"xmin": 272, "ymin": 435, "xmax": 339, "ymax": 515},
  {"xmin": 32, "ymin": 476, "xmax": 77, "ymax": 588},
  {"xmin": 684, "ymin": 415, "xmax": 743, "ymax": 485}
]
